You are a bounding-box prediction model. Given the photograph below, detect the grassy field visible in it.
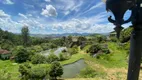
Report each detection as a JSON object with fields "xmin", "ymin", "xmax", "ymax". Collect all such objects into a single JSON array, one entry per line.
[
  {"xmin": 79, "ymin": 42, "xmax": 129, "ymax": 80},
  {"xmin": 0, "ymin": 60, "xmax": 20, "ymax": 80}
]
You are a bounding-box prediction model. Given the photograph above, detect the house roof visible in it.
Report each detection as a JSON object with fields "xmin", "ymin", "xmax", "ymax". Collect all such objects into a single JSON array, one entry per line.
[{"xmin": 0, "ymin": 49, "xmax": 11, "ymax": 54}]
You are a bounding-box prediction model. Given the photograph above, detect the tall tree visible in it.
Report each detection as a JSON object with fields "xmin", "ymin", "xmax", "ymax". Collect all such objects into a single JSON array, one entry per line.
[{"xmin": 21, "ymin": 26, "xmax": 30, "ymax": 46}]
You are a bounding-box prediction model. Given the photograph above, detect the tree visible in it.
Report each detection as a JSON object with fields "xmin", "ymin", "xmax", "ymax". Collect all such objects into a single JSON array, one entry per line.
[
  {"xmin": 19, "ymin": 63, "xmax": 50, "ymax": 80},
  {"xmin": 31, "ymin": 54, "xmax": 47, "ymax": 64},
  {"xmin": 19, "ymin": 63, "xmax": 31, "ymax": 80},
  {"xmin": 49, "ymin": 61, "xmax": 63, "ymax": 80},
  {"xmin": 13, "ymin": 46, "xmax": 30, "ymax": 63},
  {"xmin": 47, "ymin": 53, "xmax": 59, "ymax": 63},
  {"xmin": 21, "ymin": 26, "xmax": 30, "ymax": 46}
]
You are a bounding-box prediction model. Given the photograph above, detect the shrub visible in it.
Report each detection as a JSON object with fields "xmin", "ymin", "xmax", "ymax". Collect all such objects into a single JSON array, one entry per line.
[
  {"xmin": 1, "ymin": 40, "xmax": 14, "ymax": 50},
  {"xmin": 79, "ymin": 67, "xmax": 97, "ymax": 78},
  {"xmin": 49, "ymin": 61, "xmax": 63, "ymax": 80},
  {"xmin": 120, "ymin": 27, "xmax": 133, "ymax": 43},
  {"xmin": 29, "ymin": 65, "xmax": 50, "ymax": 80},
  {"xmin": 33, "ymin": 45, "xmax": 43, "ymax": 52},
  {"xmin": 110, "ymin": 37, "xmax": 118, "ymax": 42},
  {"xmin": 95, "ymin": 35, "xmax": 107, "ymax": 43},
  {"xmin": 31, "ymin": 54, "xmax": 47, "ymax": 64},
  {"xmin": 0, "ymin": 69, "xmax": 11, "ymax": 80},
  {"xmin": 13, "ymin": 46, "xmax": 30, "ymax": 63},
  {"xmin": 47, "ymin": 53, "xmax": 59, "ymax": 63},
  {"xmin": 96, "ymin": 54, "xmax": 112, "ymax": 61},
  {"xmin": 59, "ymin": 53, "xmax": 70, "ymax": 61},
  {"xmin": 68, "ymin": 45, "xmax": 79, "ymax": 55},
  {"xmin": 19, "ymin": 63, "xmax": 50, "ymax": 80},
  {"xmin": 41, "ymin": 43, "xmax": 49, "ymax": 50},
  {"xmin": 87, "ymin": 44, "xmax": 101, "ymax": 55}
]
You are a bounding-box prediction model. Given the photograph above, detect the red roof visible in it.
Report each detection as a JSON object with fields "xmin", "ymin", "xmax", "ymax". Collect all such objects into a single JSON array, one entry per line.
[{"xmin": 0, "ymin": 49, "xmax": 11, "ymax": 54}]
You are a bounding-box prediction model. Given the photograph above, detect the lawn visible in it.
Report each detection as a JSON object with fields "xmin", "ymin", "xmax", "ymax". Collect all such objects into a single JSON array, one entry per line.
[{"xmin": 0, "ymin": 60, "xmax": 20, "ymax": 80}]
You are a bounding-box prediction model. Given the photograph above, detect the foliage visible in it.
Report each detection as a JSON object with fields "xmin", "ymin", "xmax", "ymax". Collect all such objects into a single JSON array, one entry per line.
[
  {"xmin": 32, "ymin": 45, "xmax": 43, "ymax": 53},
  {"xmin": 110, "ymin": 37, "xmax": 118, "ymax": 42},
  {"xmin": 21, "ymin": 26, "xmax": 30, "ymax": 46},
  {"xmin": 13, "ymin": 46, "xmax": 30, "ymax": 63},
  {"xmin": 40, "ymin": 43, "xmax": 49, "ymax": 50},
  {"xmin": 87, "ymin": 44, "xmax": 101, "ymax": 55},
  {"xmin": 77, "ymin": 36, "xmax": 87, "ymax": 45},
  {"xmin": 101, "ymin": 44, "xmax": 110, "ymax": 54},
  {"xmin": 47, "ymin": 53, "xmax": 59, "ymax": 63},
  {"xmin": 96, "ymin": 53, "xmax": 112, "ymax": 61},
  {"xmin": 59, "ymin": 52, "xmax": 70, "ymax": 61},
  {"xmin": 19, "ymin": 63, "xmax": 31, "ymax": 80},
  {"xmin": 19, "ymin": 63, "xmax": 50, "ymax": 80},
  {"xmin": 0, "ymin": 69, "xmax": 12, "ymax": 80},
  {"xmin": 120, "ymin": 27, "xmax": 133, "ymax": 43},
  {"xmin": 95, "ymin": 35, "xmax": 107, "ymax": 43},
  {"xmin": 68, "ymin": 45, "xmax": 79, "ymax": 55},
  {"xmin": 1, "ymin": 40, "xmax": 14, "ymax": 50},
  {"xmin": 79, "ymin": 67, "xmax": 97, "ymax": 78},
  {"xmin": 31, "ymin": 54, "xmax": 47, "ymax": 64},
  {"xmin": 29, "ymin": 65, "xmax": 50, "ymax": 80},
  {"xmin": 64, "ymin": 35, "xmax": 73, "ymax": 48},
  {"xmin": 49, "ymin": 61, "xmax": 63, "ymax": 80}
]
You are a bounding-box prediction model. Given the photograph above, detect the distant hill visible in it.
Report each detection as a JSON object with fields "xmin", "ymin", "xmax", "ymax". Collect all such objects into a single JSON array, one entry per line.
[{"xmin": 30, "ymin": 33, "xmax": 110, "ymax": 38}]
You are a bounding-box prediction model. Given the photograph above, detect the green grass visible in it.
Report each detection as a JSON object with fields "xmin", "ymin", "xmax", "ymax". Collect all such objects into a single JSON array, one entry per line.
[
  {"xmin": 0, "ymin": 60, "xmax": 20, "ymax": 80},
  {"xmin": 84, "ymin": 42, "xmax": 128, "ymax": 68}
]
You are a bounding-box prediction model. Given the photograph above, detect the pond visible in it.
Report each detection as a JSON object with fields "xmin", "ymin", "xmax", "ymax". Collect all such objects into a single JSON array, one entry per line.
[{"xmin": 62, "ymin": 59, "xmax": 86, "ymax": 78}]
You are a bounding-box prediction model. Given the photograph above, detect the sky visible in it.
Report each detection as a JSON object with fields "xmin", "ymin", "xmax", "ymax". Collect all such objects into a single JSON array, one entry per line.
[{"xmin": 0, "ymin": 0, "xmax": 131, "ymax": 34}]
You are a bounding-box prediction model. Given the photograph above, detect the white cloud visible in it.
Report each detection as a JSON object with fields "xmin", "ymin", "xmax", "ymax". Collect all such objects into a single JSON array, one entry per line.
[
  {"xmin": 77, "ymin": 2, "xmax": 104, "ymax": 17},
  {"xmin": 52, "ymin": 12, "xmax": 111, "ymax": 33},
  {"xmin": 45, "ymin": 0, "xmax": 51, "ymax": 2},
  {"xmin": 18, "ymin": 13, "xmax": 28, "ymax": 19},
  {"xmin": 41, "ymin": 5, "xmax": 57, "ymax": 17},
  {"xmin": 0, "ymin": 10, "xmax": 46, "ymax": 33},
  {"xmin": 0, "ymin": 10, "xmax": 10, "ymax": 18},
  {"xmin": 56, "ymin": 0, "xmax": 83, "ymax": 15},
  {"xmin": 3, "ymin": 0, "xmax": 14, "ymax": 5},
  {"xmin": 88, "ymin": 2, "xmax": 104, "ymax": 11}
]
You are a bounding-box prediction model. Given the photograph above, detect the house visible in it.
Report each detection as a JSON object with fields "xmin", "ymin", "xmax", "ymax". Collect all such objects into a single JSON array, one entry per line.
[{"xmin": 0, "ymin": 49, "xmax": 11, "ymax": 60}]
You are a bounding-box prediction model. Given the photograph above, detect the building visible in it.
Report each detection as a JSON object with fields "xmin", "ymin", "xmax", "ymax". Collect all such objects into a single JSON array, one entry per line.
[{"xmin": 0, "ymin": 49, "xmax": 11, "ymax": 60}]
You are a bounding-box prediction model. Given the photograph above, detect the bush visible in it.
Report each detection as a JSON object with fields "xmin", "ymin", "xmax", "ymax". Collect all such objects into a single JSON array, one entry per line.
[
  {"xmin": 95, "ymin": 35, "xmax": 107, "ymax": 43},
  {"xmin": 110, "ymin": 37, "xmax": 118, "ymax": 42},
  {"xmin": 120, "ymin": 27, "xmax": 133, "ymax": 43},
  {"xmin": 33, "ymin": 45, "xmax": 43, "ymax": 52},
  {"xmin": 29, "ymin": 65, "xmax": 50, "ymax": 80},
  {"xmin": 13, "ymin": 46, "xmax": 30, "ymax": 63},
  {"xmin": 0, "ymin": 69, "xmax": 11, "ymax": 80},
  {"xmin": 1, "ymin": 40, "xmax": 14, "ymax": 50},
  {"xmin": 87, "ymin": 44, "xmax": 101, "ymax": 55},
  {"xmin": 49, "ymin": 61, "xmax": 63, "ymax": 80},
  {"xmin": 59, "ymin": 53, "xmax": 70, "ymax": 61},
  {"xmin": 41, "ymin": 43, "xmax": 49, "ymax": 50},
  {"xmin": 79, "ymin": 67, "xmax": 97, "ymax": 78},
  {"xmin": 96, "ymin": 54, "xmax": 112, "ymax": 61},
  {"xmin": 68, "ymin": 45, "xmax": 79, "ymax": 55},
  {"xmin": 47, "ymin": 53, "xmax": 59, "ymax": 63},
  {"xmin": 19, "ymin": 63, "xmax": 50, "ymax": 80},
  {"xmin": 31, "ymin": 54, "xmax": 47, "ymax": 64}
]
